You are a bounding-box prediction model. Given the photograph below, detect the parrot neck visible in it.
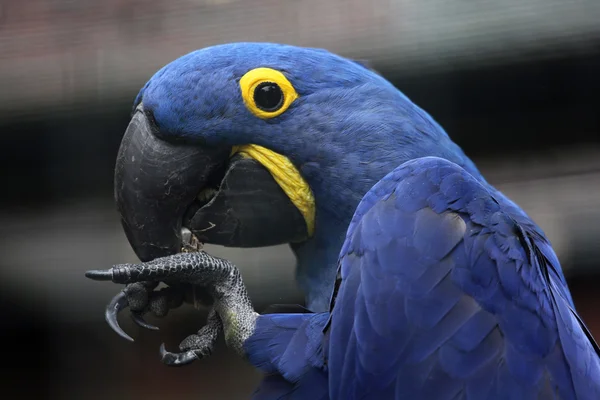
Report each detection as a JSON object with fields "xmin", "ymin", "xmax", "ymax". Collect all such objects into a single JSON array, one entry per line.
[
  {"xmin": 290, "ymin": 217, "xmax": 349, "ymax": 312},
  {"xmin": 290, "ymin": 138, "xmax": 486, "ymax": 312}
]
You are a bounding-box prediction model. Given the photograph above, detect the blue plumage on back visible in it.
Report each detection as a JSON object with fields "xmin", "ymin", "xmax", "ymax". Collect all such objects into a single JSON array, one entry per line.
[
  {"xmin": 325, "ymin": 157, "xmax": 600, "ymax": 399},
  {"xmin": 245, "ymin": 156, "xmax": 600, "ymax": 399}
]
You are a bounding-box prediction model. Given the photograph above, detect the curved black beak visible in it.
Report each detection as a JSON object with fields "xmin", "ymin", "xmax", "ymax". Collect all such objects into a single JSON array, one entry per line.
[{"xmin": 115, "ymin": 105, "xmax": 308, "ymax": 262}]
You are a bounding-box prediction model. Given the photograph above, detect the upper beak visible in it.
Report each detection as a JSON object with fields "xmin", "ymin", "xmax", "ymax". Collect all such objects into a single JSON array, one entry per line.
[{"xmin": 115, "ymin": 105, "xmax": 309, "ymax": 262}]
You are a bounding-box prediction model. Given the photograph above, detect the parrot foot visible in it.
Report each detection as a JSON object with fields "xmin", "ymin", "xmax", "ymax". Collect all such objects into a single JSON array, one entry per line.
[
  {"xmin": 98, "ymin": 227, "xmax": 211, "ymax": 341},
  {"xmin": 86, "ymin": 251, "xmax": 258, "ymax": 359},
  {"xmin": 97, "ymin": 280, "xmax": 212, "ymax": 342},
  {"xmin": 159, "ymin": 308, "xmax": 222, "ymax": 366},
  {"xmin": 101, "ymin": 282, "xmax": 184, "ymax": 341}
]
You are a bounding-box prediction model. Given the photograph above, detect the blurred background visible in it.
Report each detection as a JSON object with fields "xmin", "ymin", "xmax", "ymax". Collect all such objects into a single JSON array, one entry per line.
[{"xmin": 1, "ymin": 1, "xmax": 599, "ymax": 398}]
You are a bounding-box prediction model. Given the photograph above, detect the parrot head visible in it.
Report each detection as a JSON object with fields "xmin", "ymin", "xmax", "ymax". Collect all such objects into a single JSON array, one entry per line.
[{"xmin": 116, "ymin": 42, "xmax": 480, "ymax": 309}]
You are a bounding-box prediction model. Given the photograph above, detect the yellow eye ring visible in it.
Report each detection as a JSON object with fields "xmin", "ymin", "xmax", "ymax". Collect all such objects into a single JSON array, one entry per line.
[{"xmin": 239, "ymin": 68, "xmax": 298, "ymax": 119}]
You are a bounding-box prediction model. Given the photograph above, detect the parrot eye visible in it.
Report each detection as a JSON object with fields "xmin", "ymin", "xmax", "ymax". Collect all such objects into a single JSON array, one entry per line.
[
  {"xmin": 253, "ymin": 82, "xmax": 284, "ymax": 112},
  {"xmin": 239, "ymin": 67, "xmax": 298, "ymax": 119}
]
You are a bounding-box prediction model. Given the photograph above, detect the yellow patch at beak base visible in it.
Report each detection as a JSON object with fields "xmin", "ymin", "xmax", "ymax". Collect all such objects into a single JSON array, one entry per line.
[{"xmin": 231, "ymin": 144, "xmax": 315, "ymax": 238}]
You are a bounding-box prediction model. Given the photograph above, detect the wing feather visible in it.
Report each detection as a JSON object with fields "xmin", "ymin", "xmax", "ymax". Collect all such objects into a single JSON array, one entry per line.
[{"xmin": 328, "ymin": 156, "xmax": 600, "ymax": 400}]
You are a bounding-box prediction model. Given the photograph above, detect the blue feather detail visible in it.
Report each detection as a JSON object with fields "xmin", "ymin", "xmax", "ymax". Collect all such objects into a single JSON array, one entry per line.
[
  {"xmin": 326, "ymin": 157, "xmax": 600, "ymax": 399},
  {"xmin": 244, "ymin": 313, "xmax": 329, "ymax": 400},
  {"xmin": 242, "ymin": 156, "xmax": 600, "ymax": 399}
]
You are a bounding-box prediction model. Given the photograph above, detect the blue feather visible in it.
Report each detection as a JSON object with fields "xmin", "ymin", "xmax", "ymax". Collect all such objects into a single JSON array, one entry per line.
[
  {"xmin": 244, "ymin": 313, "xmax": 329, "ymax": 400},
  {"xmin": 325, "ymin": 157, "xmax": 600, "ymax": 399},
  {"xmin": 244, "ymin": 157, "xmax": 600, "ymax": 399}
]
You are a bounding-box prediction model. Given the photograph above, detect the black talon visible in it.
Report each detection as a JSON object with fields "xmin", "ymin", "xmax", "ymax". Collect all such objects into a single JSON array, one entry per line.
[
  {"xmin": 85, "ymin": 269, "xmax": 113, "ymax": 281},
  {"xmin": 105, "ymin": 291, "xmax": 134, "ymax": 342},
  {"xmin": 131, "ymin": 312, "xmax": 159, "ymax": 331},
  {"xmin": 159, "ymin": 343, "xmax": 200, "ymax": 366}
]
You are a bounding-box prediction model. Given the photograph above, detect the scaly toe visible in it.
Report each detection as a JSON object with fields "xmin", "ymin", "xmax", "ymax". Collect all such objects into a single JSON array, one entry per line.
[{"xmin": 159, "ymin": 343, "xmax": 200, "ymax": 366}]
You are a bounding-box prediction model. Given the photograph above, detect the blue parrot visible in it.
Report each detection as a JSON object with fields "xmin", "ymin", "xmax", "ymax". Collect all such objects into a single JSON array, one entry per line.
[{"xmin": 86, "ymin": 42, "xmax": 600, "ymax": 399}]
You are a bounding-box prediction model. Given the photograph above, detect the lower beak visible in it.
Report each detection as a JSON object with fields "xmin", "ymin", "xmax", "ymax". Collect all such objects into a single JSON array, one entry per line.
[{"xmin": 115, "ymin": 105, "xmax": 309, "ymax": 262}]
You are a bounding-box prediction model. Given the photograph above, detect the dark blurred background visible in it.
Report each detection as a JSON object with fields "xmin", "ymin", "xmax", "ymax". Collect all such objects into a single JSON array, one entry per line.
[{"xmin": 1, "ymin": 1, "xmax": 599, "ymax": 399}]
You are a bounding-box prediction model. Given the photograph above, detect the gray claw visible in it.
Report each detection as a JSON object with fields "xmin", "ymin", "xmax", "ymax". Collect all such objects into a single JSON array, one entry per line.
[
  {"xmin": 159, "ymin": 343, "xmax": 200, "ymax": 366},
  {"xmin": 131, "ymin": 312, "xmax": 159, "ymax": 331},
  {"xmin": 105, "ymin": 291, "xmax": 134, "ymax": 342},
  {"xmin": 85, "ymin": 269, "xmax": 113, "ymax": 281}
]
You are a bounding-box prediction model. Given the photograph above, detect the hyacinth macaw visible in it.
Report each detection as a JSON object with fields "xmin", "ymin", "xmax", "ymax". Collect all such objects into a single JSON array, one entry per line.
[{"xmin": 86, "ymin": 42, "xmax": 600, "ymax": 399}]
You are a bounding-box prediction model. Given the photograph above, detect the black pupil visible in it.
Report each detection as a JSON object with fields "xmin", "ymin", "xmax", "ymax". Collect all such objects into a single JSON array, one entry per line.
[{"xmin": 254, "ymin": 82, "xmax": 284, "ymax": 112}]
